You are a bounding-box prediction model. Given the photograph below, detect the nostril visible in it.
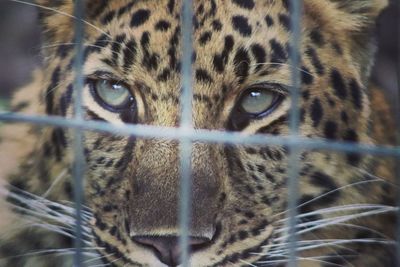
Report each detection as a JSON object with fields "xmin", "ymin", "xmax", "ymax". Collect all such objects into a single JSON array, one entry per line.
[{"xmin": 132, "ymin": 235, "xmax": 212, "ymax": 266}]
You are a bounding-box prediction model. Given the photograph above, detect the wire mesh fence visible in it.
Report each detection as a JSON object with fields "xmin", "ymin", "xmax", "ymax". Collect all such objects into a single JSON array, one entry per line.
[{"xmin": 0, "ymin": 0, "xmax": 399, "ymax": 267}]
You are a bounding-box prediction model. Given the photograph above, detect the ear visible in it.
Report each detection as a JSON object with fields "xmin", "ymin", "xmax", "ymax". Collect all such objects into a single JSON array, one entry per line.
[
  {"xmin": 35, "ymin": 0, "xmax": 111, "ymax": 43},
  {"xmin": 34, "ymin": 0, "xmax": 75, "ymax": 43},
  {"xmin": 328, "ymin": 0, "xmax": 388, "ymax": 23},
  {"xmin": 305, "ymin": 0, "xmax": 389, "ymax": 82}
]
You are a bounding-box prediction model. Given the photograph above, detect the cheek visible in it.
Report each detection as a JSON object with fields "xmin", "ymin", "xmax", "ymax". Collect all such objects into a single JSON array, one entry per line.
[{"xmin": 83, "ymin": 134, "xmax": 132, "ymax": 198}]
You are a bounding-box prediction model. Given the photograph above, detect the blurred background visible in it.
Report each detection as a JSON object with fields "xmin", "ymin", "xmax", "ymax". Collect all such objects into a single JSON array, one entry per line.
[{"xmin": 0, "ymin": 0, "xmax": 398, "ymax": 109}]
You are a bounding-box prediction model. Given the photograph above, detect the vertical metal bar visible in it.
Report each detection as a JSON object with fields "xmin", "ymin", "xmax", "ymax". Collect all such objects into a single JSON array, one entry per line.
[
  {"xmin": 179, "ymin": 0, "xmax": 194, "ymax": 266},
  {"xmin": 396, "ymin": 2, "xmax": 400, "ymax": 265},
  {"xmin": 72, "ymin": 0, "xmax": 86, "ymax": 266},
  {"xmin": 287, "ymin": 1, "xmax": 302, "ymax": 267}
]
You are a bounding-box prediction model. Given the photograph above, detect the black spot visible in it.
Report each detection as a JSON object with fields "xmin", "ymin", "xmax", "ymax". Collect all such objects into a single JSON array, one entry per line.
[
  {"xmin": 140, "ymin": 32, "xmax": 150, "ymax": 48},
  {"xmin": 301, "ymin": 66, "xmax": 313, "ymax": 85},
  {"xmin": 341, "ymin": 111, "xmax": 349, "ymax": 123},
  {"xmin": 196, "ymin": 69, "xmax": 213, "ymax": 84},
  {"xmin": 123, "ymin": 39, "xmax": 137, "ymax": 71},
  {"xmin": 324, "ymin": 121, "xmax": 338, "ymax": 140},
  {"xmin": 57, "ymin": 44, "xmax": 73, "ymax": 59},
  {"xmin": 212, "ymin": 19, "xmax": 222, "ymax": 31},
  {"xmin": 250, "ymin": 44, "xmax": 267, "ymax": 72},
  {"xmin": 310, "ymin": 171, "xmax": 337, "ymax": 191},
  {"xmin": 167, "ymin": 0, "xmax": 175, "ymax": 13},
  {"xmin": 232, "ymin": 15, "xmax": 252, "ymax": 36},
  {"xmin": 282, "ymin": 0, "xmax": 290, "ymax": 11},
  {"xmin": 244, "ymin": 211, "xmax": 255, "ymax": 218},
  {"xmin": 310, "ymin": 98, "xmax": 323, "ymax": 127},
  {"xmin": 109, "ymin": 226, "xmax": 117, "ymax": 236},
  {"xmin": 349, "ymin": 79, "xmax": 362, "ymax": 109},
  {"xmin": 343, "ymin": 129, "xmax": 361, "ymax": 165},
  {"xmin": 111, "ymin": 34, "xmax": 126, "ymax": 65},
  {"xmin": 233, "ymin": 47, "xmax": 250, "ymax": 84},
  {"xmin": 196, "ymin": 4, "xmax": 204, "ymax": 14},
  {"xmin": 305, "ymin": 47, "xmax": 325, "ymax": 75},
  {"xmin": 309, "ymin": 29, "xmax": 325, "ymax": 47},
  {"xmin": 199, "ymin": 31, "xmax": 212, "ymax": 45},
  {"xmin": 270, "ymin": 39, "xmax": 288, "ymax": 64},
  {"xmin": 101, "ymin": 10, "xmax": 116, "ymax": 25},
  {"xmin": 157, "ymin": 68, "xmax": 171, "ymax": 81},
  {"xmin": 87, "ymin": 0, "xmax": 109, "ymax": 19},
  {"xmin": 130, "ymin": 9, "xmax": 151, "ymax": 27},
  {"xmin": 265, "ymin": 15, "xmax": 274, "ymax": 26},
  {"xmin": 213, "ymin": 35, "xmax": 234, "ymax": 73},
  {"xmin": 232, "ymin": 0, "xmax": 255, "ymax": 10},
  {"xmin": 117, "ymin": 2, "xmax": 136, "ymax": 17},
  {"xmin": 330, "ymin": 69, "xmax": 347, "ymax": 99},
  {"xmin": 278, "ymin": 14, "xmax": 290, "ymax": 31},
  {"xmin": 46, "ymin": 67, "xmax": 61, "ymax": 115},
  {"xmin": 332, "ymin": 42, "xmax": 343, "ymax": 55},
  {"xmin": 60, "ymin": 84, "xmax": 73, "ymax": 116},
  {"xmin": 238, "ymin": 230, "xmax": 249, "ymax": 240},
  {"xmin": 343, "ymin": 129, "xmax": 358, "ymax": 142},
  {"xmin": 155, "ymin": 20, "xmax": 171, "ymax": 31},
  {"xmin": 51, "ymin": 128, "xmax": 67, "ymax": 161},
  {"xmin": 302, "ymin": 90, "xmax": 310, "ymax": 100}
]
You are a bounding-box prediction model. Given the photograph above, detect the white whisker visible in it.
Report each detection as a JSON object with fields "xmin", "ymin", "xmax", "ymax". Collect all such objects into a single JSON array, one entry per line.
[{"xmin": 7, "ymin": 0, "xmax": 110, "ymax": 36}]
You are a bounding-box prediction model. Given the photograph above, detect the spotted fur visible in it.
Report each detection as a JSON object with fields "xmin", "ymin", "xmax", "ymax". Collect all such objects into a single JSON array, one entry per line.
[{"xmin": 0, "ymin": 0, "xmax": 396, "ymax": 266}]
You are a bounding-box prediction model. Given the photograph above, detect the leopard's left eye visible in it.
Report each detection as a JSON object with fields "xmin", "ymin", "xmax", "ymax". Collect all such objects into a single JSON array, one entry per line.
[
  {"xmin": 238, "ymin": 87, "xmax": 282, "ymax": 116},
  {"xmin": 228, "ymin": 85, "xmax": 284, "ymax": 130},
  {"xmin": 90, "ymin": 79, "xmax": 134, "ymax": 111}
]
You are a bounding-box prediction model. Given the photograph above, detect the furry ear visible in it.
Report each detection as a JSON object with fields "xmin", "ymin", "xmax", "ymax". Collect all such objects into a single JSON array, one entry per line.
[
  {"xmin": 305, "ymin": 0, "xmax": 389, "ymax": 31},
  {"xmin": 330, "ymin": 0, "xmax": 389, "ymax": 81},
  {"xmin": 305, "ymin": 0, "xmax": 389, "ymax": 82},
  {"xmin": 34, "ymin": 0, "xmax": 75, "ymax": 43},
  {"xmin": 329, "ymin": 0, "xmax": 388, "ymax": 22}
]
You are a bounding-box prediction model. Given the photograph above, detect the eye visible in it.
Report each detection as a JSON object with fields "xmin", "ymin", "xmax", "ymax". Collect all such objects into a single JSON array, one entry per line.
[
  {"xmin": 90, "ymin": 79, "xmax": 134, "ymax": 111},
  {"xmin": 238, "ymin": 87, "xmax": 282, "ymax": 116},
  {"xmin": 228, "ymin": 85, "xmax": 284, "ymax": 130}
]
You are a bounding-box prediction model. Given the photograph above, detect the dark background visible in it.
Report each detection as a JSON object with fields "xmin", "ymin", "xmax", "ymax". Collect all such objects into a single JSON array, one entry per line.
[{"xmin": 0, "ymin": 1, "xmax": 398, "ymax": 106}]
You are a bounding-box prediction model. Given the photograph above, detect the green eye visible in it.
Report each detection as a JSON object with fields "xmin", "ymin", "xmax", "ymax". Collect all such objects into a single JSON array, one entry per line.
[
  {"xmin": 239, "ymin": 88, "xmax": 278, "ymax": 115},
  {"xmin": 91, "ymin": 79, "xmax": 133, "ymax": 110}
]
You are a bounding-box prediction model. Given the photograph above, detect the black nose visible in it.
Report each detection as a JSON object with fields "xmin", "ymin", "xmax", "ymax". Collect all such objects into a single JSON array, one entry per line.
[{"xmin": 132, "ymin": 236, "xmax": 210, "ymax": 266}]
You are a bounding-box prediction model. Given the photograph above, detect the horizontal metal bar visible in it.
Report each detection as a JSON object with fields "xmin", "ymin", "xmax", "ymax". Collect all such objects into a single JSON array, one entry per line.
[{"xmin": 1, "ymin": 111, "xmax": 400, "ymax": 156}]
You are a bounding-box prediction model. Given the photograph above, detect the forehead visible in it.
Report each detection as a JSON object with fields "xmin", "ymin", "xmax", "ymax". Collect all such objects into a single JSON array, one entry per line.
[{"xmin": 84, "ymin": 0, "xmax": 293, "ymax": 94}]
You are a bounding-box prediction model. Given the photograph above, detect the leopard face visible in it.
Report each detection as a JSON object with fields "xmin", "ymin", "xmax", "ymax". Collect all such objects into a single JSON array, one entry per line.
[{"xmin": 3, "ymin": 0, "xmax": 396, "ymax": 266}]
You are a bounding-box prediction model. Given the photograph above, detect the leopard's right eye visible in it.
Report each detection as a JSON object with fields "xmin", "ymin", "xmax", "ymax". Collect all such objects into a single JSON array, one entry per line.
[{"xmin": 89, "ymin": 79, "xmax": 135, "ymax": 112}]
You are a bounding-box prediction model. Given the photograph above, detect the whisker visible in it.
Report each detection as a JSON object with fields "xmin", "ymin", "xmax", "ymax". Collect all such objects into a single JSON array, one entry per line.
[
  {"xmin": 279, "ymin": 204, "xmax": 397, "ymax": 223},
  {"xmin": 251, "ymin": 62, "xmax": 317, "ymax": 78},
  {"xmin": 273, "ymin": 178, "xmax": 385, "ymax": 219},
  {"xmin": 0, "ymin": 247, "xmax": 101, "ymax": 261},
  {"xmin": 89, "ymin": 256, "xmax": 122, "ymax": 267},
  {"xmin": 239, "ymin": 259, "xmax": 257, "ymax": 267},
  {"xmin": 84, "ymin": 253, "xmax": 115, "ymax": 264},
  {"xmin": 256, "ymin": 256, "xmax": 348, "ymax": 267},
  {"xmin": 7, "ymin": 0, "xmax": 110, "ymax": 36},
  {"xmin": 3, "ymin": 186, "xmax": 93, "ymax": 218},
  {"xmin": 354, "ymin": 167, "xmax": 399, "ymax": 188},
  {"xmin": 42, "ymin": 169, "xmax": 68, "ymax": 198},
  {"xmin": 276, "ymin": 206, "xmax": 397, "ymax": 239}
]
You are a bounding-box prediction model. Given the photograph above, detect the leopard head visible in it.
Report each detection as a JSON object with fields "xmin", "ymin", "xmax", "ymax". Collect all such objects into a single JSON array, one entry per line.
[{"xmin": 32, "ymin": 0, "xmax": 394, "ymax": 266}]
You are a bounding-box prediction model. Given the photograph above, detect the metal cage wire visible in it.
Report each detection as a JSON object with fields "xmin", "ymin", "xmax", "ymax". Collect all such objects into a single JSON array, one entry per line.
[{"xmin": 0, "ymin": 0, "xmax": 399, "ymax": 266}]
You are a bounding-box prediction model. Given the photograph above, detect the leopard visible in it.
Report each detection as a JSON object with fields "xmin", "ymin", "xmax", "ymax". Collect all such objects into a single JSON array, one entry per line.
[{"xmin": 0, "ymin": 0, "xmax": 397, "ymax": 266}]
